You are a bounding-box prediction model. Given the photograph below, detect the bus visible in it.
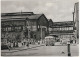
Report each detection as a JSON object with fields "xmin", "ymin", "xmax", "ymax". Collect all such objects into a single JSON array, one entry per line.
[{"xmin": 45, "ymin": 36, "xmax": 55, "ymax": 46}]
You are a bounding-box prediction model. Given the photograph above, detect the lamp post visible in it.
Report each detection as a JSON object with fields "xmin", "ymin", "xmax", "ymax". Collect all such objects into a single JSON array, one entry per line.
[{"xmin": 67, "ymin": 40, "xmax": 71, "ymax": 56}]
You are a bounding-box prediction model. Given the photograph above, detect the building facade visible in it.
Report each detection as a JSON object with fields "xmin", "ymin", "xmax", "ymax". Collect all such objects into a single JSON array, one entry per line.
[
  {"xmin": 1, "ymin": 12, "xmax": 49, "ymax": 47},
  {"xmin": 50, "ymin": 21, "xmax": 75, "ymax": 44}
]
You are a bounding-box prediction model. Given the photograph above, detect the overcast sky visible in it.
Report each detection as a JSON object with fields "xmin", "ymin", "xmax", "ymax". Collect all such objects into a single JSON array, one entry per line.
[{"xmin": 1, "ymin": 0, "xmax": 78, "ymax": 22}]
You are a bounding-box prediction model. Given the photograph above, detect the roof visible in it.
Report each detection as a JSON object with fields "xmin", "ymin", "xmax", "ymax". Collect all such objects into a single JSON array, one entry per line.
[
  {"xmin": 2, "ymin": 14, "xmax": 42, "ymax": 19},
  {"xmin": 1, "ymin": 13, "xmax": 43, "ymax": 21},
  {"xmin": 48, "ymin": 19, "xmax": 51, "ymax": 21},
  {"xmin": 52, "ymin": 21, "xmax": 74, "ymax": 27},
  {"xmin": 48, "ymin": 19, "xmax": 53, "ymax": 22},
  {"xmin": 53, "ymin": 21, "xmax": 74, "ymax": 25},
  {"xmin": 1, "ymin": 12, "xmax": 34, "ymax": 16},
  {"xmin": 1, "ymin": 18, "xmax": 26, "ymax": 21},
  {"xmin": 27, "ymin": 14, "xmax": 42, "ymax": 19}
]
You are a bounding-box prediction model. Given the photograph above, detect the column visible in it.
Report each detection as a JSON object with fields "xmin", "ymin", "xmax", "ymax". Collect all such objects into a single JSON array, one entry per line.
[{"xmin": 41, "ymin": 26, "xmax": 43, "ymax": 43}]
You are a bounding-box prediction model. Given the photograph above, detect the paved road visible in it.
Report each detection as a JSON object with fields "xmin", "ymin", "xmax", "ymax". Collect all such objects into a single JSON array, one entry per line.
[{"xmin": 2, "ymin": 44, "xmax": 78, "ymax": 56}]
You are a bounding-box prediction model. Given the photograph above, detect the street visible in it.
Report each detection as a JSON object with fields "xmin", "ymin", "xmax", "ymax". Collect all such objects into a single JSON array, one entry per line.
[{"xmin": 2, "ymin": 44, "xmax": 79, "ymax": 56}]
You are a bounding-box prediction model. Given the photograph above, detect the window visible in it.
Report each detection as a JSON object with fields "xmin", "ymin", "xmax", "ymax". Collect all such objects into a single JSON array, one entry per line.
[
  {"xmin": 3, "ymin": 28, "xmax": 6, "ymax": 31},
  {"xmin": 5, "ymin": 28, "xmax": 7, "ymax": 31},
  {"xmin": 69, "ymin": 27, "xmax": 73, "ymax": 30},
  {"xmin": 56, "ymin": 28, "xmax": 58, "ymax": 31},
  {"xmin": 60, "ymin": 28, "xmax": 61, "ymax": 30},
  {"xmin": 15, "ymin": 27, "xmax": 18, "ymax": 31},
  {"xmin": 14, "ymin": 26, "xmax": 22, "ymax": 31},
  {"xmin": 11, "ymin": 27, "xmax": 15, "ymax": 31},
  {"xmin": 8, "ymin": 27, "xmax": 11, "ymax": 31},
  {"xmin": 53, "ymin": 28, "xmax": 56, "ymax": 31},
  {"xmin": 66, "ymin": 27, "xmax": 69, "ymax": 30},
  {"xmin": 62, "ymin": 28, "xmax": 64, "ymax": 30},
  {"xmin": 19, "ymin": 27, "xmax": 21, "ymax": 29},
  {"xmin": 23, "ymin": 26, "xmax": 25, "ymax": 30},
  {"xmin": 64, "ymin": 27, "xmax": 67, "ymax": 30}
]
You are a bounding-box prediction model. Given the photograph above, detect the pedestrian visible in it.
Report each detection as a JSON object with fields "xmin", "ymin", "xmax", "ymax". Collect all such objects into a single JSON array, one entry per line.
[
  {"xmin": 7, "ymin": 42, "xmax": 11, "ymax": 51},
  {"xmin": 38, "ymin": 41, "xmax": 40, "ymax": 44},
  {"xmin": 22, "ymin": 43, "xmax": 23, "ymax": 46},
  {"xmin": 8, "ymin": 46, "xmax": 10, "ymax": 51},
  {"xmin": 27, "ymin": 42, "xmax": 29, "ymax": 47}
]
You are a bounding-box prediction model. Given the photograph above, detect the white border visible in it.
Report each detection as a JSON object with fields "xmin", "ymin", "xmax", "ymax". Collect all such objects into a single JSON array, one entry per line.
[{"xmin": 0, "ymin": 0, "xmax": 79, "ymax": 57}]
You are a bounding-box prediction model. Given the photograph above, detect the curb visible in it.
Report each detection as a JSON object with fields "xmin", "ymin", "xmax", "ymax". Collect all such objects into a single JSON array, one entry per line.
[{"xmin": 2, "ymin": 44, "xmax": 45, "ymax": 53}]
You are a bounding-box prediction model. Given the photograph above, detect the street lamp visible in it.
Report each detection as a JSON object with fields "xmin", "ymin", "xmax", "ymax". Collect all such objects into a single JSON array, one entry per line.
[{"xmin": 67, "ymin": 40, "xmax": 71, "ymax": 56}]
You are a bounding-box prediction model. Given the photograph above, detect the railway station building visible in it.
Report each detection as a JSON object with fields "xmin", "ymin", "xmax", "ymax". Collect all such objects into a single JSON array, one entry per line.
[{"xmin": 1, "ymin": 12, "xmax": 49, "ymax": 47}]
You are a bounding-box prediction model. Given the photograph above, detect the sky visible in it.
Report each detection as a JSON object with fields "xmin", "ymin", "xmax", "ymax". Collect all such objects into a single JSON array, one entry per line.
[{"xmin": 1, "ymin": 0, "xmax": 78, "ymax": 22}]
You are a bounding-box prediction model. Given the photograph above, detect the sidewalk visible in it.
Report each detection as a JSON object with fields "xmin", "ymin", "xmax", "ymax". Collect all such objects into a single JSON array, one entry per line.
[
  {"xmin": 1, "ymin": 43, "xmax": 45, "ymax": 53},
  {"xmin": 55, "ymin": 42, "xmax": 78, "ymax": 46}
]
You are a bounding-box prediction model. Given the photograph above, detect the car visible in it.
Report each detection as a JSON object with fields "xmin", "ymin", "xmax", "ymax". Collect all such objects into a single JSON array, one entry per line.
[{"xmin": 45, "ymin": 36, "xmax": 55, "ymax": 46}]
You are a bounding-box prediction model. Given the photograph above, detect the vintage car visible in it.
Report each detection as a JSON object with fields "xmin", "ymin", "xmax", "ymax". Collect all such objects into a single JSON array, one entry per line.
[{"xmin": 45, "ymin": 36, "xmax": 55, "ymax": 46}]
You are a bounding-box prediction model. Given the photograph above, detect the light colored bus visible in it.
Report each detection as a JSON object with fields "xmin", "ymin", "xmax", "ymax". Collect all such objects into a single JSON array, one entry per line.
[{"xmin": 45, "ymin": 36, "xmax": 55, "ymax": 46}]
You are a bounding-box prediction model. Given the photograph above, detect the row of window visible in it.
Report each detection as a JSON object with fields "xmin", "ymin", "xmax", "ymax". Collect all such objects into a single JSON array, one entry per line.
[
  {"xmin": 26, "ymin": 21, "xmax": 36, "ymax": 26},
  {"xmin": 2, "ymin": 26, "xmax": 37, "ymax": 32},
  {"xmin": 2, "ymin": 26, "xmax": 22, "ymax": 32},
  {"xmin": 59, "ymin": 35, "xmax": 73, "ymax": 38},
  {"xmin": 53, "ymin": 27, "xmax": 73, "ymax": 31},
  {"xmin": 2, "ymin": 21, "xmax": 36, "ymax": 27}
]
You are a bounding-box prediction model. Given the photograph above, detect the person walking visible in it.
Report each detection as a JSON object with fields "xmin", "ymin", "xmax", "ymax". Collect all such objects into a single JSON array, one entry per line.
[
  {"xmin": 27, "ymin": 42, "xmax": 29, "ymax": 47},
  {"xmin": 7, "ymin": 42, "xmax": 11, "ymax": 51},
  {"xmin": 38, "ymin": 41, "xmax": 40, "ymax": 44}
]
